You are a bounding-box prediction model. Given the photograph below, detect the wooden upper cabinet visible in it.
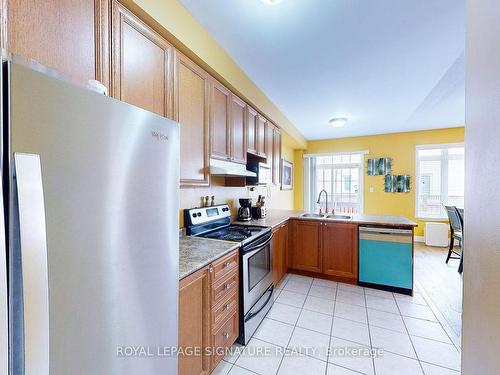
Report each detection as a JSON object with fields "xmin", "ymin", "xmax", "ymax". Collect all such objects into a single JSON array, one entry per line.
[
  {"xmin": 247, "ymin": 106, "xmax": 258, "ymax": 155},
  {"xmin": 265, "ymin": 121, "xmax": 274, "ymax": 176},
  {"xmin": 179, "ymin": 267, "xmax": 210, "ymax": 375},
  {"xmin": 110, "ymin": 0, "xmax": 173, "ymax": 117},
  {"xmin": 256, "ymin": 114, "xmax": 267, "ymax": 158},
  {"xmin": 322, "ymin": 223, "xmax": 358, "ymax": 279},
  {"xmin": 290, "ymin": 220, "xmax": 322, "ymax": 273},
  {"xmin": 230, "ymin": 94, "xmax": 247, "ymax": 164},
  {"xmin": 273, "ymin": 128, "xmax": 282, "ymax": 185},
  {"xmin": 176, "ymin": 52, "xmax": 210, "ymax": 187},
  {"xmin": 210, "ymin": 80, "xmax": 231, "ymax": 161},
  {"xmin": 7, "ymin": 0, "xmax": 97, "ymax": 85}
]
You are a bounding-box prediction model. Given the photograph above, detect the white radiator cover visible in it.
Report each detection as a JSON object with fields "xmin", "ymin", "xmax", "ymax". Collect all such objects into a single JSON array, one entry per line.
[{"xmin": 424, "ymin": 222, "xmax": 449, "ymax": 247}]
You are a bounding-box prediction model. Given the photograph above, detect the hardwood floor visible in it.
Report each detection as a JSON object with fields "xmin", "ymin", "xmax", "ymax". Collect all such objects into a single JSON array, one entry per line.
[{"xmin": 414, "ymin": 242, "xmax": 463, "ymax": 341}]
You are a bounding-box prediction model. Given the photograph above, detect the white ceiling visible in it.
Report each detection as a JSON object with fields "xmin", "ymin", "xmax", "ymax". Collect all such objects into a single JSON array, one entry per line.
[{"xmin": 180, "ymin": 0, "xmax": 465, "ymax": 140}]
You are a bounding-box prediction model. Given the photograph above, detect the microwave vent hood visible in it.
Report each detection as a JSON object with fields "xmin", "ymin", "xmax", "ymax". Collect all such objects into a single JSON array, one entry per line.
[{"xmin": 210, "ymin": 158, "xmax": 257, "ymax": 177}]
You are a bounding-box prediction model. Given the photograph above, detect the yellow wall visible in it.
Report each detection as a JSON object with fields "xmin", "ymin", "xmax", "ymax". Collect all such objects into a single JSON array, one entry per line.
[
  {"xmin": 127, "ymin": 0, "xmax": 306, "ymax": 149},
  {"xmin": 294, "ymin": 127, "xmax": 465, "ymax": 236}
]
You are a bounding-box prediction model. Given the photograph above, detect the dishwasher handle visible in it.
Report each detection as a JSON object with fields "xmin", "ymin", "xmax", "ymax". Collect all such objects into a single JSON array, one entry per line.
[{"xmin": 359, "ymin": 226, "xmax": 412, "ymax": 236}]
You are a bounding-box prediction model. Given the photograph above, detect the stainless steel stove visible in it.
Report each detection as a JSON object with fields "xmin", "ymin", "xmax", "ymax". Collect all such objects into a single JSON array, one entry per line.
[{"xmin": 184, "ymin": 204, "xmax": 274, "ymax": 345}]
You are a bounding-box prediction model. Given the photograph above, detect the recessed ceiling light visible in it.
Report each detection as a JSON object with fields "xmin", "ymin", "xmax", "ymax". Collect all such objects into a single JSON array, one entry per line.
[
  {"xmin": 329, "ymin": 118, "xmax": 348, "ymax": 128},
  {"xmin": 260, "ymin": 0, "xmax": 284, "ymax": 5}
]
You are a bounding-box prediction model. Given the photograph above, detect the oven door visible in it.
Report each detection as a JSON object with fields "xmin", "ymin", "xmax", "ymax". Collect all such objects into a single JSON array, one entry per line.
[{"xmin": 242, "ymin": 232, "xmax": 273, "ymax": 314}]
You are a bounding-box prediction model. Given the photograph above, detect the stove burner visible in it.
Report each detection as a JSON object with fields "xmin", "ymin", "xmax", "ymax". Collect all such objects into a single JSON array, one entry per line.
[{"xmin": 202, "ymin": 225, "xmax": 263, "ymax": 242}]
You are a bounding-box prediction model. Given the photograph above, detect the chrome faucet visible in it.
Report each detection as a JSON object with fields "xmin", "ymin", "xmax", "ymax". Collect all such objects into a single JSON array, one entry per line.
[{"xmin": 317, "ymin": 189, "xmax": 328, "ymax": 214}]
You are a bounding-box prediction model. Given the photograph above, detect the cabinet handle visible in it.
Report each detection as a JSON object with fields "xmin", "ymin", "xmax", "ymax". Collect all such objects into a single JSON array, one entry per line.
[
  {"xmin": 225, "ymin": 303, "xmax": 230, "ymax": 310},
  {"xmin": 209, "ymin": 266, "xmax": 214, "ymax": 273},
  {"xmin": 223, "ymin": 332, "xmax": 230, "ymax": 340},
  {"xmin": 224, "ymin": 283, "xmax": 231, "ymax": 290},
  {"xmin": 224, "ymin": 262, "xmax": 230, "ymax": 269}
]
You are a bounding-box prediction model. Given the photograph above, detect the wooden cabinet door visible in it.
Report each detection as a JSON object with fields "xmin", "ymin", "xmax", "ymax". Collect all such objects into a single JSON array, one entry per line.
[
  {"xmin": 210, "ymin": 80, "xmax": 231, "ymax": 160},
  {"xmin": 273, "ymin": 222, "xmax": 289, "ymax": 286},
  {"xmin": 230, "ymin": 94, "xmax": 247, "ymax": 164},
  {"xmin": 273, "ymin": 128, "xmax": 282, "ymax": 185},
  {"xmin": 176, "ymin": 52, "xmax": 210, "ymax": 187},
  {"xmin": 247, "ymin": 106, "xmax": 258, "ymax": 155},
  {"xmin": 111, "ymin": 1, "xmax": 173, "ymax": 117},
  {"xmin": 256, "ymin": 114, "xmax": 267, "ymax": 158},
  {"xmin": 322, "ymin": 223, "xmax": 358, "ymax": 279},
  {"xmin": 265, "ymin": 121, "xmax": 274, "ymax": 178},
  {"xmin": 179, "ymin": 268, "xmax": 210, "ymax": 375},
  {"xmin": 7, "ymin": 0, "xmax": 97, "ymax": 85},
  {"xmin": 290, "ymin": 220, "xmax": 322, "ymax": 273}
]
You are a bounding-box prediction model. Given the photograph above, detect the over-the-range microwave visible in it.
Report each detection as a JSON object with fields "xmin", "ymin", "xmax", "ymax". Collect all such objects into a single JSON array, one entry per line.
[{"xmin": 246, "ymin": 161, "xmax": 271, "ymax": 185}]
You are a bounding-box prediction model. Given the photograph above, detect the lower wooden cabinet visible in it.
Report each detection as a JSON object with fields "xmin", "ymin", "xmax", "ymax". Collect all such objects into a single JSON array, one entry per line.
[
  {"xmin": 179, "ymin": 249, "xmax": 239, "ymax": 374},
  {"xmin": 289, "ymin": 219, "xmax": 359, "ymax": 281},
  {"xmin": 272, "ymin": 222, "xmax": 288, "ymax": 286},
  {"xmin": 179, "ymin": 267, "xmax": 210, "ymax": 375},
  {"xmin": 290, "ymin": 220, "xmax": 322, "ymax": 273},
  {"xmin": 322, "ymin": 223, "xmax": 358, "ymax": 279}
]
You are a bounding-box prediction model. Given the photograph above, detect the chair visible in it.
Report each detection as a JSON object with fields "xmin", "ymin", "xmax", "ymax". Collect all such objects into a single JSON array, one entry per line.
[
  {"xmin": 444, "ymin": 206, "xmax": 463, "ymax": 270},
  {"xmin": 456, "ymin": 208, "xmax": 464, "ymax": 273}
]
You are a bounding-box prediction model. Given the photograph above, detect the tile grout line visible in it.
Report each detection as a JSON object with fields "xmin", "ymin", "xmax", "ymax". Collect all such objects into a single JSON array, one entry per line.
[
  {"xmin": 363, "ymin": 287, "xmax": 377, "ymax": 375},
  {"xmin": 392, "ymin": 291, "xmax": 426, "ymax": 374},
  {"xmin": 274, "ymin": 275, "xmax": 314, "ymax": 375},
  {"xmin": 414, "ymin": 279, "xmax": 462, "ymax": 352},
  {"xmin": 325, "ymin": 281, "xmax": 339, "ymax": 375}
]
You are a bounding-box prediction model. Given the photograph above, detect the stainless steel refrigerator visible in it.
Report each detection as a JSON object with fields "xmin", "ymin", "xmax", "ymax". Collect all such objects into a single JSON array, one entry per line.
[{"xmin": 0, "ymin": 60, "xmax": 180, "ymax": 374}]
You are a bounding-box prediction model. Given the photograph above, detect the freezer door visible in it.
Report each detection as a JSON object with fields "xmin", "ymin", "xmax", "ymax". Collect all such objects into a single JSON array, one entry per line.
[{"xmin": 7, "ymin": 62, "xmax": 180, "ymax": 375}]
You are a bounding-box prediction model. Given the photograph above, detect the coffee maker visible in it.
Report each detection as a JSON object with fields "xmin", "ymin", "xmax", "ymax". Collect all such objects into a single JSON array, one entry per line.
[{"xmin": 237, "ymin": 198, "xmax": 252, "ymax": 221}]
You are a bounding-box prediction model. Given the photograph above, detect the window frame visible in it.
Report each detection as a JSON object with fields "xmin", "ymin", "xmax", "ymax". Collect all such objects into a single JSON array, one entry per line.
[
  {"xmin": 415, "ymin": 142, "xmax": 465, "ymax": 220},
  {"xmin": 303, "ymin": 151, "xmax": 367, "ymax": 214}
]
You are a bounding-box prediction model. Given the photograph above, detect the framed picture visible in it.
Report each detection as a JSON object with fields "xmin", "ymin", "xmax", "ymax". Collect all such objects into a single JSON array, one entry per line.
[{"xmin": 281, "ymin": 159, "xmax": 293, "ymax": 190}]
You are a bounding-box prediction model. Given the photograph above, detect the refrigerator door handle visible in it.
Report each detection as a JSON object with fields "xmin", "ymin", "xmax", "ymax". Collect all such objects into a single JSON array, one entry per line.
[{"xmin": 14, "ymin": 153, "xmax": 50, "ymax": 375}]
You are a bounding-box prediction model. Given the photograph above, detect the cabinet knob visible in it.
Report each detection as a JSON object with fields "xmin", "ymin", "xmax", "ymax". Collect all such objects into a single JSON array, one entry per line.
[
  {"xmin": 225, "ymin": 303, "xmax": 230, "ymax": 310},
  {"xmin": 223, "ymin": 332, "xmax": 230, "ymax": 340},
  {"xmin": 224, "ymin": 262, "xmax": 230, "ymax": 269},
  {"xmin": 224, "ymin": 283, "xmax": 231, "ymax": 290},
  {"xmin": 209, "ymin": 267, "xmax": 214, "ymax": 273}
]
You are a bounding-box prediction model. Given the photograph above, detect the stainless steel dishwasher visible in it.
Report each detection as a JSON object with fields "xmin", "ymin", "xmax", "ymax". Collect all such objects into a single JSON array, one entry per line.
[{"xmin": 358, "ymin": 226, "xmax": 414, "ymax": 295}]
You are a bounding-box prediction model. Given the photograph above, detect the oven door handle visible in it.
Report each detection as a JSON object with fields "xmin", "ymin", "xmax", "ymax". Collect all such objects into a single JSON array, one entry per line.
[
  {"xmin": 244, "ymin": 233, "xmax": 273, "ymax": 254},
  {"xmin": 244, "ymin": 286, "xmax": 274, "ymax": 323}
]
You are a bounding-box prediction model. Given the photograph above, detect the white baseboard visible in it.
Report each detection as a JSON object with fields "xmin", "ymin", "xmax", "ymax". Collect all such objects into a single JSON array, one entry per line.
[{"xmin": 414, "ymin": 236, "xmax": 425, "ymax": 243}]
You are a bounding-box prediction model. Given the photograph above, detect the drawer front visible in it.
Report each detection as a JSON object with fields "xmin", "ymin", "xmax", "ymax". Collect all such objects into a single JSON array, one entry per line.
[
  {"xmin": 211, "ymin": 312, "xmax": 239, "ymax": 366},
  {"xmin": 212, "ymin": 292, "xmax": 238, "ymax": 329},
  {"xmin": 211, "ymin": 270, "xmax": 238, "ymax": 307},
  {"xmin": 211, "ymin": 251, "xmax": 238, "ymax": 283}
]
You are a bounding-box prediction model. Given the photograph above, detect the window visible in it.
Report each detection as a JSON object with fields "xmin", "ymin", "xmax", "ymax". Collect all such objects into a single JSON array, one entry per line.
[
  {"xmin": 416, "ymin": 144, "xmax": 464, "ymax": 219},
  {"xmin": 304, "ymin": 152, "xmax": 365, "ymax": 214}
]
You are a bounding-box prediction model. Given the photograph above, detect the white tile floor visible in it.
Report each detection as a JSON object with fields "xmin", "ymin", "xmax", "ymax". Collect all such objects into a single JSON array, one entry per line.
[{"xmin": 211, "ymin": 274, "xmax": 461, "ymax": 375}]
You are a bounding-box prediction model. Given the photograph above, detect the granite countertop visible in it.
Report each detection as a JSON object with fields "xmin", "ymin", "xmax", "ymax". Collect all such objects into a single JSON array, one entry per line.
[
  {"xmin": 179, "ymin": 210, "xmax": 416, "ymax": 280},
  {"xmin": 179, "ymin": 236, "xmax": 240, "ymax": 280},
  {"xmin": 234, "ymin": 209, "xmax": 418, "ymax": 228}
]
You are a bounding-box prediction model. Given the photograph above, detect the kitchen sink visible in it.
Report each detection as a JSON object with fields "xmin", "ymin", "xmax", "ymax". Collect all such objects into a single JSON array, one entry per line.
[
  {"xmin": 325, "ymin": 214, "xmax": 352, "ymax": 220},
  {"xmin": 300, "ymin": 213, "xmax": 325, "ymax": 218}
]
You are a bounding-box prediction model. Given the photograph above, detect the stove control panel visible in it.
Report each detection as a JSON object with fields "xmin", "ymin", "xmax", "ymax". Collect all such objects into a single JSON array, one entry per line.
[{"xmin": 184, "ymin": 204, "xmax": 231, "ymax": 226}]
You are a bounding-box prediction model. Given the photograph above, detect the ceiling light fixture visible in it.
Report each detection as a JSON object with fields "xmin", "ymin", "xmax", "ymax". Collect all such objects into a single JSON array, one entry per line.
[
  {"xmin": 260, "ymin": 0, "xmax": 284, "ymax": 5},
  {"xmin": 329, "ymin": 118, "xmax": 348, "ymax": 128}
]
